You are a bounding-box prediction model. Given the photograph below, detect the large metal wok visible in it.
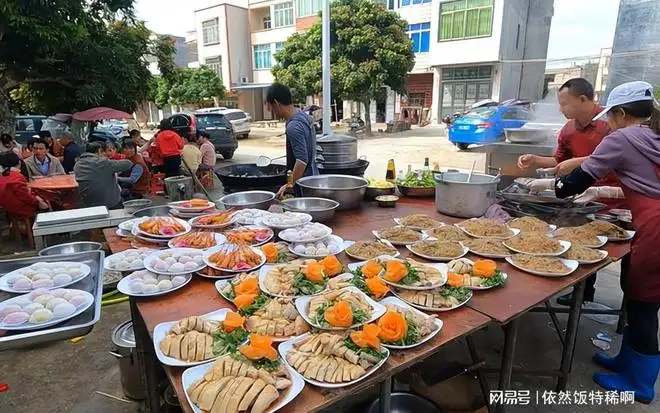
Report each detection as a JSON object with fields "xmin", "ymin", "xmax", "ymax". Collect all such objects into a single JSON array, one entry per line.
[{"xmin": 215, "ymin": 163, "xmax": 287, "ymax": 188}]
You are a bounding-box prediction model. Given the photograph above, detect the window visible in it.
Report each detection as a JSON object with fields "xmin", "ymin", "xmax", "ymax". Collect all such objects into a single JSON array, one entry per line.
[
  {"xmin": 502, "ymin": 107, "xmax": 533, "ymax": 120},
  {"xmin": 408, "ymin": 22, "xmax": 431, "ymax": 53},
  {"xmin": 16, "ymin": 118, "xmax": 35, "ymax": 132},
  {"xmin": 401, "ymin": 0, "xmax": 431, "ymax": 5},
  {"xmin": 254, "ymin": 44, "xmax": 272, "ymax": 70},
  {"xmin": 204, "ymin": 56, "xmax": 222, "ymax": 79},
  {"xmin": 274, "ymin": 42, "xmax": 285, "ymax": 63},
  {"xmin": 439, "ymin": 0, "xmax": 493, "ymax": 41},
  {"xmin": 273, "ymin": 2, "xmax": 294, "ymax": 27},
  {"xmin": 407, "ymin": 93, "xmax": 425, "ymax": 106},
  {"xmin": 388, "ymin": 0, "xmax": 397, "ymax": 9},
  {"xmin": 263, "ymin": 15, "xmax": 271, "ymax": 30},
  {"xmin": 296, "ymin": 0, "xmax": 322, "ymax": 17},
  {"xmin": 196, "ymin": 114, "xmax": 231, "ymax": 129},
  {"xmin": 441, "ymin": 65, "xmax": 493, "ymax": 114},
  {"xmin": 223, "ymin": 112, "xmax": 247, "ymax": 121},
  {"xmin": 202, "ymin": 18, "xmax": 219, "ymax": 45}
]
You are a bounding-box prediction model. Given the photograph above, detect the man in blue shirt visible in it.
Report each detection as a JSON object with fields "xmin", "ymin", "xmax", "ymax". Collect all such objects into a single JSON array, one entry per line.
[
  {"xmin": 265, "ymin": 83, "xmax": 318, "ymax": 195},
  {"xmin": 59, "ymin": 131, "xmax": 82, "ymax": 173}
]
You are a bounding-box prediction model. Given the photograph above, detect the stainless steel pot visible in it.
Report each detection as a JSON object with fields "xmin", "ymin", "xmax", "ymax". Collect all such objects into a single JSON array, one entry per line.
[
  {"xmin": 317, "ymin": 134, "xmax": 358, "ymax": 165},
  {"xmin": 435, "ymin": 172, "xmax": 500, "ymax": 218},
  {"xmin": 110, "ymin": 320, "xmax": 145, "ymax": 400},
  {"xmin": 296, "ymin": 175, "xmax": 367, "ymax": 210},
  {"xmin": 132, "ymin": 205, "xmax": 172, "ymax": 217},
  {"xmin": 218, "ymin": 190, "xmax": 275, "ymax": 210},
  {"xmin": 280, "ymin": 197, "xmax": 340, "ymax": 222},
  {"xmin": 38, "ymin": 241, "xmax": 103, "ymax": 256}
]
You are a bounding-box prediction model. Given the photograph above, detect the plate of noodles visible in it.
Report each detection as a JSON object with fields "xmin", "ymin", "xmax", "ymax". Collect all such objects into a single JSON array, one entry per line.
[
  {"xmin": 457, "ymin": 218, "xmax": 519, "ymax": 239},
  {"xmin": 563, "ymin": 245, "xmax": 608, "ymax": 264},
  {"xmin": 344, "ymin": 240, "xmax": 400, "ymax": 261},
  {"xmin": 406, "ymin": 240, "xmax": 469, "ymax": 261},
  {"xmin": 505, "ymin": 254, "xmax": 578, "ymax": 277},
  {"xmin": 393, "ymin": 214, "xmax": 444, "ymax": 230},
  {"xmin": 373, "ymin": 226, "xmax": 427, "ymax": 246},
  {"xmin": 503, "ymin": 233, "xmax": 570, "ymax": 256},
  {"xmin": 422, "ymin": 226, "xmax": 471, "ymax": 242},
  {"xmin": 463, "ymin": 238, "xmax": 511, "ymax": 259},
  {"xmin": 507, "ymin": 216, "xmax": 556, "ymax": 233}
]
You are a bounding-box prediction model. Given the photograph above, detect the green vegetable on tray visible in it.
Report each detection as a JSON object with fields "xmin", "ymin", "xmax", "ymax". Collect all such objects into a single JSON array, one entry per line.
[
  {"xmin": 398, "ymin": 170, "xmax": 435, "ymax": 188},
  {"xmin": 481, "ymin": 270, "xmax": 506, "ymax": 288}
]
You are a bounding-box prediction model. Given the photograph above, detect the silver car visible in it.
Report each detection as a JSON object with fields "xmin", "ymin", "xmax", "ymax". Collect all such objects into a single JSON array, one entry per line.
[{"xmin": 219, "ymin": 109, "xmax": 251, "ymax": 139}]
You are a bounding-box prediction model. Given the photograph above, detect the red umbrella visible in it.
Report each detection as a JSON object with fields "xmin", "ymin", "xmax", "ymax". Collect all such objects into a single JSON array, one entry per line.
[{"xmin": 73, "ymin": 107, "xmax": 134, "ymax": 121}]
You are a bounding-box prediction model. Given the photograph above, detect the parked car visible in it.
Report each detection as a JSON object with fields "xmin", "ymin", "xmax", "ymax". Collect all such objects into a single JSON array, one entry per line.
[
  {"xmin": 219, "ymin": 109, "xmax": 251, "ymax": 139},
  {"xmin": 448, "ymin": 101, "xmax": 534, "ymax": 150},
  {"xmin": 168, "ymin": 112, "xmax": 238, "ymax": 160},
  {"xmin": 14, "ymin": 115, "xmax": 46, "ymax": 144}
]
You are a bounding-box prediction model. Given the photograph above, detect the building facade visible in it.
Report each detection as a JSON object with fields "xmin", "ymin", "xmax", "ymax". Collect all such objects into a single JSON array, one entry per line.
[
  {"xmin": 190, "ymin": 0, "xmax": 554, "ymax": 123},
  {"xmin": 606, "ymin": 0, "xmax": 660, "ymax": 98}
]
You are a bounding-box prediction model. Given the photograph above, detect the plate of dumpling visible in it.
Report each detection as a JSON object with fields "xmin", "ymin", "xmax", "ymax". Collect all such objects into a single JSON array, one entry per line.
[
  {"xmin": 154, "ymin": 310, "xmax": 249, "ymax": 367},
  {"xmin": 288, "ymin": 235, "xmax": 351, "ymax": 259},
  {"xmin": 0, "ymin": 288, "xmax": 93, "ymax": 330},
  {"xmin": 144, "ymin": 248, "xmax": 206, "ymax": 275},
  {"xmin": 0, "ymin": 261, "xmax": 91, "ymax": 293},
  {"xmin": 104, "ymin": 249, "xmax": 154, "ymax": 272},
  {"xmin": 117, "ymin": 270, "xmax": 191, "ymax": 297}
]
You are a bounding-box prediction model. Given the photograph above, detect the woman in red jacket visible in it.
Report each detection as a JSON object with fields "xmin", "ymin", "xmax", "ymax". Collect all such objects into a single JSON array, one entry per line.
[
  {"xmin": 154, "ymin": 119, "xmax": 184, "ymax": 178},
  {"xmin": 0, "ymin": 152, "xmax": 49, "ymax": 217}
]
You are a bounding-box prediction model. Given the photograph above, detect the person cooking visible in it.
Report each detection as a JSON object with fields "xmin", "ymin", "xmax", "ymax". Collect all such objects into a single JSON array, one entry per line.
[
  {"xmin": 265, "ymin": 83, "xmax": 318, "ymax": 195},
  {"xmin": 519, "ymin": 78, "xmax": 627, "ymax": 306},
  {"xmin": 554, "ymin": 81, "xmax": 660, "ymax": 404}
]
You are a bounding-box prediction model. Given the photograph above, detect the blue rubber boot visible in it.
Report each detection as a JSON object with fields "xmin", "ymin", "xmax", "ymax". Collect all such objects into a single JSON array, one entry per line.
[
  {"xmin": 593, "ymin": 346, "xmax": 660, "ymax": 404},
  {"xmin": 593, "ymin": 335, "xmax": 628, "ymax": 371}
]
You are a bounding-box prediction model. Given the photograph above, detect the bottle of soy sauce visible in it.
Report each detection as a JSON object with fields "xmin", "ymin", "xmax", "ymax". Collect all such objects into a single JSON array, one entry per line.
[{"xmin": 386, "ymin": 159, "xmax": 396, "ymax": 183}]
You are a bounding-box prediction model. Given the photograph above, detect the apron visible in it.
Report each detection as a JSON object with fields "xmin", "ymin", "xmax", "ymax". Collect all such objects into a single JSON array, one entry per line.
[{"xmin": 622, "ymin": 185, "xmax": 660, "ymax": 302}]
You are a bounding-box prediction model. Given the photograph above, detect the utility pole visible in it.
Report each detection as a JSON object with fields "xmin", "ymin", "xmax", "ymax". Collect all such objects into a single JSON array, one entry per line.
[{"xmin": 322, "ymin": 0, "xmax": 331, "ymax": 135}]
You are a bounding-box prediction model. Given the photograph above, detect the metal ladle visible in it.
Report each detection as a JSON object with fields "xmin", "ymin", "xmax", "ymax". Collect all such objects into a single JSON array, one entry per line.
[{"xmin": 256, "ymin": 155, "xmax": 286, "ymax": 167}]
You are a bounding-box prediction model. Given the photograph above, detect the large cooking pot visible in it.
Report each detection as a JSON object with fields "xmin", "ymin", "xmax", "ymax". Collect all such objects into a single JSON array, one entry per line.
[
  {"xmin": 318, "ymin": 159, "xmax": 369, "ymax": 177},
  {"xmin": 435, "ymin": 172, "xmax": 500, "ymax": 218},
  {"xmin": 110, "ymin": 320, "xmax": 145, "ymax": 400},
  {"xmin": 296, "ymin": 175, "xmax": 367, "ymax": 210},
  {"xmin": 215, "ymin": 163, "xmax": 287, "ymax": 188},
  {"xmin": 317, "ymin": 134, "xmax": 358, "ymax": 165}
]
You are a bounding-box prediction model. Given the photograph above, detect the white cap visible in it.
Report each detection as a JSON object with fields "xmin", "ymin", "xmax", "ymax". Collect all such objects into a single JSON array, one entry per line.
[{"xmin": 593, "ymin": 81, "xmax": 655, "ymax": 121}]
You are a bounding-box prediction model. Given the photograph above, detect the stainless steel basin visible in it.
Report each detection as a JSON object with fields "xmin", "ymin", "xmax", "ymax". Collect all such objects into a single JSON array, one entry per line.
[
  {"xmin": 295, "ymin": 175, "xmax": 367, "ymax": 210},
  {"xmin": 38, "ymin": 242, "xmax": 103, "ymax": 256},
  {"xmin": 280, "ymin": 197, "xmax": 339, "ymax": 222},
  {"xmin": 132, "ymin": 205, "xmax": 171, "ymax": 217},
  {"xmin": 218, "ymin": 190, "xmax": 275, "ymax": 210}
]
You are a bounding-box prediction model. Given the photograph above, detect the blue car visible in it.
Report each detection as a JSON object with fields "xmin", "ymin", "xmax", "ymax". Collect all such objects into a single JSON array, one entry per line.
[{"xmin": 448, "ymin": 102, "xmax": 533, "ymax": 150}]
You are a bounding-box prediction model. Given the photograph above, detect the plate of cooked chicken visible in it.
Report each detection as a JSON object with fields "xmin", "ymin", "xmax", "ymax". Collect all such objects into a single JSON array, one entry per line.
[
  {"xmin": 392, "ymin": 285, "xmax": 473, "ymax": 312},
  {"xmin": 377, "ymin": 297, "xmax": 443, "ymax": 349},
  {"xmin": 182, "ymin": 352, "xmax": 304, "ymax": 413},
  {"xmin": 153, "ymin": 310, "xmax": 249, "ymax": 367},
  {"xmin": 295, "ymin": 287, "xmax": 386, "ymax": 330},
  {"xmin": 347, "ymin": 256, "xmax": 447, "ymax": 291},
  {"xmin": 279, "ymin": 329, "xmax": 390, "ymax": 388}
]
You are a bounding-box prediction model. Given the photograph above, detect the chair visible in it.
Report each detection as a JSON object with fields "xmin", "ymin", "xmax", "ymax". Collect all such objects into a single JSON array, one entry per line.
[{"xmin": 7, "ymin": 213, "xmax": 35, "ymax": 249}]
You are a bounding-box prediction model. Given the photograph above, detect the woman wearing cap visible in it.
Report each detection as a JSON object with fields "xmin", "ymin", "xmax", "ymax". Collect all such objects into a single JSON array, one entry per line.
[{"xmin": 555, "ymin": 81, "xmax": 660, "ymax": 403}]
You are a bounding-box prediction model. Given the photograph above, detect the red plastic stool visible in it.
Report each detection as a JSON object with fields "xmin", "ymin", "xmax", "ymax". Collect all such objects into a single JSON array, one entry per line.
[{"xmin": 151, "ymin": 173, "xmax": 165, "ymax": 195}]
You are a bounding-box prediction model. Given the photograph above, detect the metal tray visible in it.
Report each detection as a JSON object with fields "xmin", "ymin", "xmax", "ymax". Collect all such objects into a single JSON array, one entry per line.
[
  {"xmin": 498, "ymin": 183, "xmax": 573, "ymax": 205},
  {"xmin": 0, "ymin": 250, "xmax": 105, "ymax": 351}
]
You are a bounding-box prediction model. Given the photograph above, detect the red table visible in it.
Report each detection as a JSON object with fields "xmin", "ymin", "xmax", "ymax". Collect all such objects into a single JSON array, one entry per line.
[{"xmin": 29, "ymin": 175, "xmax": 79, "ymax": 209}]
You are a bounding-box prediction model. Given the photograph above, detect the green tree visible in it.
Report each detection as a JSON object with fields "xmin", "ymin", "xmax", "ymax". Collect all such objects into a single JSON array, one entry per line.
[
  {"xmin": 273, "ymin": 0, "xmax": 414, "ymax": 132},
  {"xmin": 168, "ymin": 67, "xmax": 226, "ymax": 108},
  {"xmin": 0, "ymin": 1, "xmax": 172, "ymax": 132}
]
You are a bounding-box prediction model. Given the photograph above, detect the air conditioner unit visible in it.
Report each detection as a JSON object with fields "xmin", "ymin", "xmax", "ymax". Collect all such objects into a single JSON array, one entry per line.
[{"xmin": 240, "ymin": 76, "xmax": 249, "ymax": 84}]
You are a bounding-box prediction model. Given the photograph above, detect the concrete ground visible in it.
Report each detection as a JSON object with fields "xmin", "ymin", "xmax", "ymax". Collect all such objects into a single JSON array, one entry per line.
[{"xmin": 1, "ymin": 128, "xmax": 658, "ymax": 413}]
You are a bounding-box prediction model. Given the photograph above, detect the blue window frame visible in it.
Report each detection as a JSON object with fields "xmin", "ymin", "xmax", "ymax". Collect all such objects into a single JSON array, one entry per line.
[
  {"xmin": 401, "ymin": 0, "xmax": 430, "ymax": 5},
  {"xmin": 408, "ymin": 22, "xmax": 431, "ymax": 53},
  {"xmin": 253, "ymin": 44, "xmax": 272, "ymax": 70}
]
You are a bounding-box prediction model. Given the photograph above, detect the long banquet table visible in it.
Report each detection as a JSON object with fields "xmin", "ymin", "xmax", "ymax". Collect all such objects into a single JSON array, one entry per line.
[{"xmin": 103, "ymin": 198, "xmax": 630, "ymax": 413}]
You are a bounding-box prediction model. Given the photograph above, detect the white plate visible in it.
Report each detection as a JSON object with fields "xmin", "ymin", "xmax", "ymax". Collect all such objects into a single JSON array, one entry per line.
[
  {"xmin": 608, "ymin": 230, "xmax": 635, "ymax": 242},
  {"xmin": 288, "ymin": 235, "xmax": 351, "ymax": 259},
  {"xmin": 188, "ymin": 212, "xmax": 237, "ymax": 230},
  {"xmin": 130, "ymin": 225, "xmax": 170, "ymax": 244},
  {"xmin": 465, "ymin": 245, "xmax": 512, "ymax": 259},
  {"xmin": 563, "ymin": 249, "xmax": 609, "ymax": 265},
  {"xmin": 225, "ymin": 225, "xmax": 274, "ymax": 247},
  {"xmin": 133, "ymin": 216, "xmax": 192, "ymax": 239},
  {"xmin": 344, "ymin": 240, "xmax": 400, "ymax": 261},
  {"xmin": 167, "ymin": 233, "xmax": 227, "ymax": 250},
  {"xmin": 0, "ymin": 262, "xmax": 92, "ymax": 293},
  {"xmin": 152, "ymin": 308, "xmax": 242, "ymax": 367},
  {"xmin": 261, "ymin": 212, "xmax": 313, "ymax": 229},
  {"xmin": 0, "ymin": 289, "xmax": 94, "ymax": 331},
  {"xmin": 551, "ymin": 232, "xmax": 608, "ymax": 248},
  {"xmin": 117, "ymin": 272, "xmax": 193, "ymax": 297},
  {"xmin": 295, "ymin": 286, "xmax": 386, "ymax": 330},
  {"xmin": 506, "ymin": 222, "xmax": 557, "ymax": 233},
  {"xmin": 215, "ymin": 279, "xmax": 235, "ymax": 301},
  {"xmin": 502, "ymin": 240, "xmax": 571, "ymax": 257},
  {"xmin": 233, "ymin": 209, "xmax": 272, "ymax": 225},
  {"xmin": 116, "ymin": 228, "xmax": 133, "ymax": 238},
  {"xmin": 392, "ymin": 287, "xmax": 473, "ymax": 312},
  {"xmin": 203, "ymin": 245, "xmax": 267, "ymax": 273},
  {"xmin": 378, "ymin": 296, "xmax": 443, "ymax": 349},
  {"xmin": 278, "ymin": 333, "xmax": 389, "ymax": 389},
  {"xmin": 278, "ymin": 223, "xmax": 333, "ymax": 243},
  {"xmin": 505, "ymin": 256, "xmax": 579, "ymax": 277},
  {"xmin": 405, "ymin": 241, "xmax": 469, "ymax": 262},
  {"xmin": 118, "ymin": 218, "xmax": 140, "ymax": 232},
  {"xmin": 372, "ymin": 228, "xmax": 428, "ymax": 246},
  {"xmin": 456, "ymin": 220, "xmax": 520, "ymax": 239},
  {"xmin": 181, "ymin": 357, "xmax": 304, "ymax": 413},
  {"xmin": 258, "ymin": 264, "xmax": 328, "ymax": 298},
  {"xmin": 393, "ymin": 217, "xmax": 445, "ymax": 231},
  {"xmin": 104, "ymin": 249, "xmax": 155, "ymax": 272},
  {"xmin": 347, "ymin": 257, "xmax": 448, "ymax": 291},
  {"xmin": 167, "ymin": 200, "xmax": 216, "ymax": 212},
  {"xmin": 144, "ymin": 248, "xmax": 207, "ymax": 276},
  {"xmin": 444, "ymin": 258, "xmax": 509, "ymax": 290},
  {"xmin": 195, "ymin": 268, "xmax": 237, "ymax": 280}
]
